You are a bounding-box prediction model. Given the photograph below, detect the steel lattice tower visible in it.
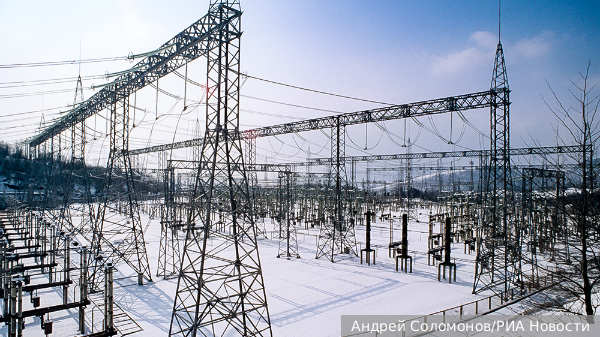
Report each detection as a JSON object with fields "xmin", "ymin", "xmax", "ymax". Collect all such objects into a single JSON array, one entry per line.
[
  {"xmin": 66, "ymin": 76, "xmax": 95, "ymax": 238},
  {"xmin": 404, "ymin": 140, "xmax": 412, "ymax": 216},
  {"xmin": 169, "ymin": 1, "xmax": 272, "ymax": 336},
  {"xmin": 245, "ymin": 132, "xmax": 266, "ymax": 238},
  {"xmin": 316, "ymin": 120, "xmax": 358, "ymax": 261},
  {"xmin": 277, "ymin": 171, "xmax": 300, "ymax": 259},
  {"xmin": 157, "ymin": 160, "xmax": 182, "ymax": 279},
  {"xmin": 89, "ymin": 95, "xmax": 152, "ymax": 291},
  {"xmin": 473, "ymin": 41, "xmax": 519, "ymax": 296},
  {"xmin": 45, "ymin": 76, "xmax": 96, "ymax": 249}
]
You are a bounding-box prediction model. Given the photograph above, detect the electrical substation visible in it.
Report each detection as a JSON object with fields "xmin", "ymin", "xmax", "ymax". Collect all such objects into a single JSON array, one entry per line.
[{"xmin": 1, "ymin": 1, "xmax": 597, "ymax": 336}]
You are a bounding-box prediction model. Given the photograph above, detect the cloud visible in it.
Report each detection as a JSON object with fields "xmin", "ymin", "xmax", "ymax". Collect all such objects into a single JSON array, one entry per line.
[
  {"xmin": 430, "ymin": 30, "xmax": 555, "ymax": 77},
  {"xmin": 512, "ymin": 31, "xmax": 554, "ymax": 59},
  {"xmin": 430, "ymin": 31, "xmax": 495, "ymax": 77},
  {"xmin": 470, "ymin": 31, "xmax": 497, "ymax": 50},
  {"xmin": 430, "ymin": 47, "xmax": 486, "ymax": 76}
]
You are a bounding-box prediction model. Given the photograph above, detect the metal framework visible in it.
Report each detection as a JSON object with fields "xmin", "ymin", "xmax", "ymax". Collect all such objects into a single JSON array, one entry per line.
[
  {"xmin": 245, "ymin": 134, "xmax": 266, "ymax": 237},
  {"xmin": 473, "ymin": 41, "xmax": 516, "ymax": 296},
  {"xmin": 315, "ymin": 121, "xmax": 358, "ymax": 261},
  {"xmin": 169, "ymin": 1, "xmax": 272, "ymax": 336},
  {"xmin": 276, "ymin": 171, "xmax": 300, "ymax": 259},
  {"xmin": 89, "ymin": 96, "xmax": 152, "ymax": 290},
  {"xmin": 157, "ymin": 160, "xmax": 183, "ymax": 280},
  {"xmin": 21, "ymin": 0, "xmax": 590, "ymax": 325},
  {"xmin": 28, "ymin": 0, "xmax": 238, "ymax": 148},
  {"xmin": 303, "ymin": 145, "xmax": 586, "ymax": 165},
  {"xmin": 127, "ymin": 90, "xmax": 496, "ymax": 156},
  {"xmin": 26, "ymin": 0, "xmax": 251, "ymax": 294},
  {"xmin": 42, "ymin": 76, "xmax": 95, "ymax": 234},
  {"xmin": 520, "ymin": 167, "xmax": 565, "ymax": 289}
]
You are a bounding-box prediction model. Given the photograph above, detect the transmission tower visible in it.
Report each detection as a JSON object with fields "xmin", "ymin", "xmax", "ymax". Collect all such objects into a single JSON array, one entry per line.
[
  {"xmin": 277, "ymin": 171, "xmax": 300, "ymax": 259},
  {"xmin": 44, "ymin": 76, "xmax": 96, "ymax": 249},
  {"xmin": 245, "ymin": 132, "xmax": 266, "ymax": 238},
  {"xmin": 316, "ymin": 120, "xmax": 358, "ymax": 261},
  {"xmin": 169, "ymin": 1, "xmax": 272, "ymax": 336},
  {"xmin": 157, "ymin": 159, "xmax": 182, "ymax": 279},
  {"xmin": 473, "ymin": 40, "xmax": 519, "ymax": 296},
  {"xmin": 89, "ymin": 95, "xmax": 152, "ymax": 290},
  {"xmin": 404, "ymin": 139, "xmax": 412, "ymax": 216}
]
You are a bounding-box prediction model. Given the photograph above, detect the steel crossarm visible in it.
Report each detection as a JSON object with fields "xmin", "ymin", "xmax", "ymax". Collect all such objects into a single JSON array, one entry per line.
[
  {"xmin": 28, "ymin": 7, "xmax": 241, "ymax": 148},
  {"xmin": 127, "ymin": 90, "xmax": 495, "ymax": 155},
  {"xmin": 299, "ymin": 145, "xmax": 585, "ymax": 165}
]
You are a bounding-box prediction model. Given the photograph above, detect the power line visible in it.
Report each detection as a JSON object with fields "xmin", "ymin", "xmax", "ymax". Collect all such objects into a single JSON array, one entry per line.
[
  {"xmin": 0, "ymin": 56, "xmax": 128, "ymax": 69},
  {"xmin": 0, "ymin": 123, "xmax": 44, "ymax": 131},
  {"xmin": 0, "ymin": 86, "xmax": 93, "ymax": 100},
  {"xmin": 240, "ymin": 94, "xmax": 344, "ymax": 114},
  {"xmin": 0, "ymin": 74, "xmax": 104, "ymax": 89},
  {"xmin": 240, "ymin": 109, "xmax": 307, "ymax": 121},
  {"xmin": 241, "ymin": 72, "xmax": 396, "ymax": 105},
  {"xmin": 0, "ymin": 107, "xmax": 65, "ymax": 119}
]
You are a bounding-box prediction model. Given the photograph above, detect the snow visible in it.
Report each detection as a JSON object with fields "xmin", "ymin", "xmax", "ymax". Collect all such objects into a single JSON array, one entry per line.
[{"xmin": 1, "ymin": 206, "xmax": 491, "ymax": 337}]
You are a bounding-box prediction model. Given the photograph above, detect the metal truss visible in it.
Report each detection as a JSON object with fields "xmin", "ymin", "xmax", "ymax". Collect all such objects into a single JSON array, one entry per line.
[
  {"xmin": 304, "ymin": 145, "xmax": 587, "ymax": 165},
  {"xmin": 27, "ymin": 0, "xmax": 251, "ymax": 293},
  {"xmin": 245, "ymin": 134, "xmax": 266, "ymax": 238},
  {"xmin": 61, "ymin": 76, "xmax": 96, "ymax": 240},
  {"xmin": 28, "ymin": 0, "xmax": 241, "ymax": 148},
  {"xmin": 519, "ymin": 167, "xmax": 565, "ymax": 289},
  {"xmin": 247, "ymin": 91, "xmax": 494, "ymax": 137},
  {"xmin": 144, "ymin": 145, "xmax": 586, "ymax": 171},
  {"xmin": 39, "ymin": 76, "xmax": 97, "ymax": 270},
  {"xmin": 276, "ymin": 171, "xmax": 300, "ymax": 259},
  {"xmin": 157, "ymin": 161, "xmax": 183, "ymax": 280},
  {"xmin": 89, "ymin": 96, "xmax": 152, "ymax": 291},
  {"xmin": 316, "ymin": 122, "xmax": 358, "ymax": 261},
  {"xmin": 473, "ymin": 41, "xmax": 518, "ymax": 297},
  {"xmin": 127, "ymin": 90, "xmax": 496, "ymax": 156},
  {"xmin": 169, "ymin": 1, "xmax": 272, "ymax": 336},
  {"xmin": 152, "ymin": 159, "xmax": 293, "ymax": 173},
  {"xmin": 404, "ymin": 143, "xmax": 413, "ymax": 214}
]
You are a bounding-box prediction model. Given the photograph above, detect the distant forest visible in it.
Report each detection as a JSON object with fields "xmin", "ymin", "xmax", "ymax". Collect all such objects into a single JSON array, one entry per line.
[{"xmin": 0, "ymin": 141, "xmax": 162, "ymax": 207}]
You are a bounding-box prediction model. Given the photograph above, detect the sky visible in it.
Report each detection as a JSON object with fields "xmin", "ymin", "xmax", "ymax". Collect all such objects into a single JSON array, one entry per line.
[{"xmin": 0, "ymin": 0, "xmax": 598, "ymax": 172}]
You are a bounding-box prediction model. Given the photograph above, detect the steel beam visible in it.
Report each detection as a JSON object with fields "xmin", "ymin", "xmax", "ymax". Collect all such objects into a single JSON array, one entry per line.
[
  {"xmin": 127, "ymin": 90, "xmax": 495, "ymax": 156},
  {"xmin": 28, "ymin": 4, "xmax": 239, "ymax": 148}
]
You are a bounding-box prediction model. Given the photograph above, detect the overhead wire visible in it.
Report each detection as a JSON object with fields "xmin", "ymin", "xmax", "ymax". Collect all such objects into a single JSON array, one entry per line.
[
  {"xmin": 272, "ymin": 135, "xmax": 304, "ymax": 159},
  {"xmin": 346, "ymin": 124, "xmax": 384, "ymax": 150},
  {"xmin": 292, "ymin": 132, "xmax": 328, "ymax": 156},
  {"xmin": 240, "ymin": 94, "xmax": 344, "ymax": 114},
  {"xmin": 239, "ymin": 72, "xmax": 395, "ymax": 106},
  {"xmin": 0, "ymin": 56, "xmax": 128, "ymax": 69},
  {"xmin": 457, "ymin": 110, "xmax": 490, "ymax": 139},
  {"xmin": 240, "ymin": 109, "xmax": 306, "ymax": 121},
  {"xmin": 0, "ymin": 87, "xmax": 93, "ymax": 100},
  {"xmin": 0, "ymin": 106, "xmax": 68, "ymax": 119},
  {"xmin": 0, "ymin": 74, "xmax": 105, "ymax": 89},
  {"xmin": 11, "ymin": 58, "xmax": 492, "ymax": 170},
  {"xmin": 374, "ymin": 120, "xmax": 422, "ymax": 148}
]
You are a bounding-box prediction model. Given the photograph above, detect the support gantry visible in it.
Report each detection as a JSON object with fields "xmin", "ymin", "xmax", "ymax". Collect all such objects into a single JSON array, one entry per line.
[
  {"xmin": 316, "ymin": 120, "xmax": 358, "ymax": 261},
  {"xmin": 169, "ymin": 1, "xmax": 272, "ymax": 336},
  {"xmin": 57, "ymin": 75, "xmax": 96, "ymax": 249},
  {"xmin": 157, "ymin": 159, "xmax": 183, "ymax": 280},
  {"xmin": 473, "ymin": 40, "xmax": 518, "ymax": 297},
  {"xmin": 89, "ymin": 95, "xmax": 152, "ymax": 291},
  {"xmin": 277, "ymin": 171, "xmax": 300, "ymax": 259},
  {"xmin": 245, "ymin": 132, "xmax": 266, "ymax": 237}
]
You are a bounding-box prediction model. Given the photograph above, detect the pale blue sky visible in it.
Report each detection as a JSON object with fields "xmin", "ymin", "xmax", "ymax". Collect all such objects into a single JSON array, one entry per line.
[{"xmin": 0, "ymin": 0, "xmax": 598, "ymax": 165}]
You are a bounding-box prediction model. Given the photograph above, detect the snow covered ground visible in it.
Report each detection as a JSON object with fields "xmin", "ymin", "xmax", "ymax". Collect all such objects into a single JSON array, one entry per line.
[{"xmin": 2, "ymin": 207, "xmax": 491, "ymax": 337}]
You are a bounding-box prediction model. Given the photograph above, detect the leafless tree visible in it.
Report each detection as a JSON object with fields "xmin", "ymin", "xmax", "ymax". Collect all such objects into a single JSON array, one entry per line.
[{"xmin": 530, "ymin": 62, "xmax": 600, "ymax": 316}]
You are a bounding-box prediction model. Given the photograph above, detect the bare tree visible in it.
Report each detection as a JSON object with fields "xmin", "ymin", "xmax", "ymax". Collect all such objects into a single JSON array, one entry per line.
[{"xmin": 531, "ymin": 62, "xmax": 600, "ymax": 316}]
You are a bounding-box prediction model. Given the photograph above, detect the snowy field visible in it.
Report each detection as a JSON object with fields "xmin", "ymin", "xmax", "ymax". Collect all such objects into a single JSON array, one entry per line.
[{"xmin": 2, "ymin": 207, "xmax": 493, "ymax": 337}]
